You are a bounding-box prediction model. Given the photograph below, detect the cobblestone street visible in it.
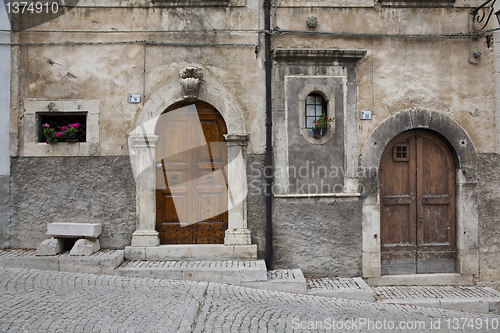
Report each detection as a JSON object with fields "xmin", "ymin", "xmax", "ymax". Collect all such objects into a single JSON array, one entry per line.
[{"xmin": 1, "ymin": 267, "xmax": 499, "ymax": 332}]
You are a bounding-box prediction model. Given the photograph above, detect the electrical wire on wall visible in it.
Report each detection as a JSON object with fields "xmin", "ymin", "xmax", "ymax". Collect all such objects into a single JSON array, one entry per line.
[{"xmin": 1, "ymin": 26, "xmax": 495, "ymax": 47}]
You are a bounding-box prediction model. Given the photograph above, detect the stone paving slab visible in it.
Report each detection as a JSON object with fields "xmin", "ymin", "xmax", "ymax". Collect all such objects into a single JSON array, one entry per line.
[
  {"xmin": 0, "ymin": 248, "xmax": 124, "ymax": 275},
  {"xmin": 307, "ymin": 277, "xmax": 376, "ymax": 302},
  {"xmin": 242, "ymin": 269, "xmax": 308, "ymax": 293},
  {"xmin": 1, "ymin": 267, "xmax": 500, "ymax": 333},
  {"xmin": 114, "ymin": 259, "xmax": 267, "ymax": 285},
  {"xmin": 374, "ymin": 286, "xmax": 500, "ymax": 314},
  {"xmin": 1, "ymin": 249, "xmax": 499, "ymax": 315}
]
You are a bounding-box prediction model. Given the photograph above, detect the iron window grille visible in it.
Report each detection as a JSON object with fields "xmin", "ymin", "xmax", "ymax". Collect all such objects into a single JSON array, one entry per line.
[
  {"xmin": 305, "ymin": 93, "xmax": 328, "ymax": 138},
  {"xmin": 38, "ymin": 112, "xmax": 87, "ymax": 143},
  {"xmin": 393, "ymin": 144, "xmax": 410, "ymax": 162}
]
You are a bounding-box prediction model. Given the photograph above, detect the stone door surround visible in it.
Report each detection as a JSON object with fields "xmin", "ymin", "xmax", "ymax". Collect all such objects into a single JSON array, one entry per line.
[{"xmin": 125, "ymin": 72, "xmax": 256, "ymax": 260}]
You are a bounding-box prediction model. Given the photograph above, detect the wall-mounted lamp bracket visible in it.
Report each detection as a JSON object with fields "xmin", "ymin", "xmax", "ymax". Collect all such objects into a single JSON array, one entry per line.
[{"xmin": 470, "ymin": 0, "xmax": 499, "ymax": 33}]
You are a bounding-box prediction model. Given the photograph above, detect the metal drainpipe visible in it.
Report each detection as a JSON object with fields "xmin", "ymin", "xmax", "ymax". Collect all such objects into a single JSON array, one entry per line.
[{"xmin": 264, "ymin": 0, "xmax": 273, "ymax": 270}]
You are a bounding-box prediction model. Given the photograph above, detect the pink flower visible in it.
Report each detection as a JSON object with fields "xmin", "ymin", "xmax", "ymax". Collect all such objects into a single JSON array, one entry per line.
[
  {"xmin": 46, "ymin": 140, "xmax": 49, "ymax": 144},
  {"xmin": 315, "ymin": 122, "xmax": 319, "ymax": 125},
  {"xmin": 43, "ymin": 123, "xmax": 49, "ymax": 128},
  {"xmin": 325, "ymin": 116, "xmax": 328, "ymax": 120},
  {"xmin": 73, "ymin": 123, "xmax": 79, "ymax": 128},
  {"xmin": 328, "ymin": 124, "xmax": 331, "ymax": 128},
  {"xmin": 56, "ymin": 132, "xmax": 62, "ymax": 138},
  {"xmin": 61, "ymin": 126, "xmax": 67, "ymax": 131}
]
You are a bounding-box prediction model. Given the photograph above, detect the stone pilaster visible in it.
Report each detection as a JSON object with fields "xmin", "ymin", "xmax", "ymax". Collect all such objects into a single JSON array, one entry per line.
[
  {"xmin": 129, "ymin": 134, "xmax": 160, "ymax": 247},
  {"xmin": 224, "ymin": 134, "xmax": 252, "ymax": 245}
]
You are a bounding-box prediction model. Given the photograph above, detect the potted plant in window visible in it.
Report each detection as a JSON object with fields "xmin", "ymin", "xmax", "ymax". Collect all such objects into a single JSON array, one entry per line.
[
  {"xmin": 43, "ymin": 123, "xmax": 81, "ymax": 143},
  {"xmin": 312, "ymin": 113, "xmax": 334, "ymax": 139}
]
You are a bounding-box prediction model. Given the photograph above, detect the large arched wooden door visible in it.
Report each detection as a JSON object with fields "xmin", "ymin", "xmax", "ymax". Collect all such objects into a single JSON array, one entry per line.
[
  {"xmin": 155, "ymin": 101, "xmax": 228, "ymax": 244},
  {"xmin": 380, "ymin": 130, "xmax": 456, "ymax": 274}
]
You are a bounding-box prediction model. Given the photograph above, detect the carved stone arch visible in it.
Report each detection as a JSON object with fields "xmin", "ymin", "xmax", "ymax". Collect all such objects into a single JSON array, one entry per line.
[
  {"xmin": 136, "ymin": 80, "xmax": 247, "ymax": 137},
  {"xmin": 360, "ymin": 109, "xmax": 479, "ymax": 283},
  {"xmin": 127, "ymin": 76, "xmax": 253, "ymax": 256}
]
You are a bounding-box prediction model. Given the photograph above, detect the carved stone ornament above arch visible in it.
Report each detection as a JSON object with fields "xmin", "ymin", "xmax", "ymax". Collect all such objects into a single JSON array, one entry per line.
[{"xmin": 180, "ymin": 67, "xmax": 203, "ymax": 102}]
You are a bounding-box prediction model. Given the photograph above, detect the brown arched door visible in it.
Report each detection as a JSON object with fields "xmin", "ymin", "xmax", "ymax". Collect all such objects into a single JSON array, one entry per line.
[
  {"xmin": 155, "ymin": 101, "xmax": 228, "ymax": 244},
  {"xmin": 380, "ymin": 130, "xmax": 456, "ymax": 274}
]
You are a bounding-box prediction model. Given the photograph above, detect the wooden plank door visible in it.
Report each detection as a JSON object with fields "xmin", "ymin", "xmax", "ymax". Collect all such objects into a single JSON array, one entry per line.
[
  {"xmin": 380, "ymin": 130, "xmax": 456, "ymax": 274},
  {"xmin": 415, "ymin": 131, "xmax": 456, "ymax": 273},
  {"xmin": 155, "ymin": 102, "xmax": 228, "ymax": 244}
]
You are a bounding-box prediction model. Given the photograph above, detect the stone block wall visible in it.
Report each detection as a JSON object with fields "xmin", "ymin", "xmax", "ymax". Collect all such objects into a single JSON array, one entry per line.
[
  {"xmin": 10, "ymin": 156, "xmax": 136, "ymax": 249},
  {"xmin": 246, "ymin": 154, "xmax": 266, "ymax": 260},
  {"xmin": 273, "ymin": 198, "xmax": 362, "ymax": 277},
  {"xmin": 477, "ymin": 153, "xmax": 500, "ymax": 288}
]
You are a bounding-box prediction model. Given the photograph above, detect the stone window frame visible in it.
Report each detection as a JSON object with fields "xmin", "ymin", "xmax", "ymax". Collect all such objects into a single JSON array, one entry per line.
[
  {"xmin": 299, "ymin": 86, "xmax": 336, "ymax": 145},
  {"xmin": 23, "ymin": 100, "xmax": 100, "ymax": 157}
]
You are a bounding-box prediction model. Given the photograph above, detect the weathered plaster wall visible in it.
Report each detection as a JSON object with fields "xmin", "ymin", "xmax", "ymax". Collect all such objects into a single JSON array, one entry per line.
[
  {"xmin": 273, "ymin": 7, "xmax": 495, "ymax": 154},
  {"xmin": 1, "ymin": 4, "xmax": 11, "ymax": 248},
  {"xmin": 0, "ymin": 176, "xmax": 10, "ymax": 248},
  {"xmin": 10, "ymin": 156, "xmax": 136, "ymax": 249},
  {"xmin": 0, "ymin": 4, "xmax": 10, "ymax": 176},
  {"xmin": 273, "ymin": 198, "xmax": 363, "ymax": 277},
  {"xmin": 11, "ymin": 2, "xmax": 265, "ymax": 157},
  {"xmin": 246, "ymin": 154, "xmax": 266, "ymax": 259},
  {"xmin": 477, "ymin": 153, "xmax": 500, "ymax": 288}
]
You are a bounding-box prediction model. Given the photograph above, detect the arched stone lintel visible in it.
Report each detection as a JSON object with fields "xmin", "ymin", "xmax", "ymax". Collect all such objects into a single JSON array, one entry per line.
[{"xmin": 361, "ymin": 109, "xmax": 476, "ymax": 177}]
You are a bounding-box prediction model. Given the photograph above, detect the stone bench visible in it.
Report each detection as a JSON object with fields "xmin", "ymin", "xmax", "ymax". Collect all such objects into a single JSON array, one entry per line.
[{"xmin": 36, "ymin": 223, "xmax": 102, "ymax": 256}]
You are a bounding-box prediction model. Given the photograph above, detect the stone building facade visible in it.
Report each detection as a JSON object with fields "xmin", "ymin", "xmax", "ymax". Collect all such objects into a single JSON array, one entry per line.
[{"xmin": 4, "ymin": 0, "xmax": 500, "ymax": 287}]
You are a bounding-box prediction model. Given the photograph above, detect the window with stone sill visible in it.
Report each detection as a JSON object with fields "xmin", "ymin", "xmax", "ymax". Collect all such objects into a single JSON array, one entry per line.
[{"xmin": 23, "ymin": 99, "xmax": 100, "ymax": 157}]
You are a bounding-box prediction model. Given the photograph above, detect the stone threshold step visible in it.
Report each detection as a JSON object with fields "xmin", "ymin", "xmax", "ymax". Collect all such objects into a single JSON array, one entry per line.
[
  {"xmin": 0, "ymin": 249, "xmax": 124, "ymax": 275},
  {"xmin": 114, "ymin": 259, "xmax": 267, "ymax": 285},
  {"xmin": 242, "ymin": 269, "xmax": 308, "ymax": 294},
  {"xmin": 379, "ymin": 297, "xmax": 500, "ymax": 314},
  {"xmin": 307, "ymin": 277, "xmax": 376, "ymax": 302},
  {"xmin": 374, "ymin": 286, "xmax": 500, "ymax": 314}
]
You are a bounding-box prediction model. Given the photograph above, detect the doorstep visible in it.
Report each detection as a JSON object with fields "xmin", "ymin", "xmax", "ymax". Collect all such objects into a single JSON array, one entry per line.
[
  {"xmin": 374, "ymin": 286, "xmax": 500, "ymax": 314},
  {"xmin": 367, "ymin": 273, "xmax": 474, "ymax": 286},
  {"xmin": 242, "ymin": 269, "xmax": 308, "ymax": 294},
  {"xmin": 125, "ymin": 244, "xmax": 257, "ymax": 261},
  {"xmin": 307, "ymin": 277, "xmax": 376, "ymax": 302},
  {"xmin": 114, "ymin": 259, "xmax": 267, "ymax": 285}
]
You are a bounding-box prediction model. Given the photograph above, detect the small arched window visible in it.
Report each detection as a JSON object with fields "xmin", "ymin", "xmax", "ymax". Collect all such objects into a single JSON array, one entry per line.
[{"xmin": 305, "ymin": 93, "xmax": 330, "ymax": 138}]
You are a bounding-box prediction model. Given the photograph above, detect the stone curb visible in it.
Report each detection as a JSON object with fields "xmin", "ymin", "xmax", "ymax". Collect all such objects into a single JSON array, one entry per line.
[
  {"xmin": 0, "ymin": 250, "xmax": 124, "ymax": 275},
  {"xmin": 379, "ymin": 297, "xmax": 500, "ymax": 314},
  {"xmin": 242, "ymin": 268, "xmax": 308, "ymax": 293},
  {"xmin": 114, "ymin": 259, "xmax": 268, "ymax": 285},
  {"xmin": 308, "ymin": 278, "xmax": 376, "ymax": 302}
]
